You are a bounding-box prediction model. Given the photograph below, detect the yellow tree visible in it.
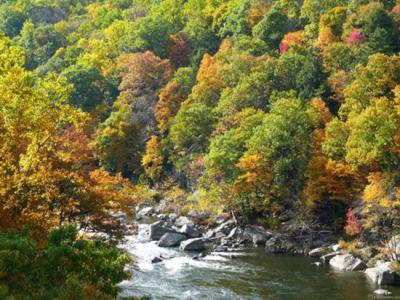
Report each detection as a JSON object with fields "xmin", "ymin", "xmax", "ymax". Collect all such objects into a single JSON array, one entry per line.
[
  {"xmin": 142, "ymin": 135, "xmax": 164, "ymax": 182},
  {"xmin": 0, "ymin": 37, "xmax": 136, "ymax": 242}
]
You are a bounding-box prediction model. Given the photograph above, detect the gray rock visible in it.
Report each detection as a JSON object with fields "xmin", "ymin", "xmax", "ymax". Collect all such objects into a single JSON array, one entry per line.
[
  {"xmin": 175, "ymin": 216, "xmax": 193, "ymax": 227},
  {"xmin": 137, "ymin": 207, "xmax": 154, "ymax": 217},
  {"xmin": 265, "ymin": 237, "xmax": 284, "ymax": 254},
  {"xmin": 374, "ymin": 289, "xmax": 392, "ymax": 295},
  {"xmin": 158, "ymin": 233, "xmax": 187, "ymax": 247},
  {"xmin": 151, "ymin": 257, "xmax": 163, "ymax": 264},
  {"xmin": 214, "ymin": 220, "xmax": 235, "ymax": 235},
  {"xmin": 180, "ymin": 238, "xmax": 206, "ymax": 251},
  {"xmin": 157, "ymin": 214, "xmax": 167, "ymax": 220},
  {"xmin": 242, "ymin": 225, "xmax": 273, "ymax": 246},
  {"xmin": 110, "ymin": 210, "xmax": 126, "ymax": 219},
  {"xmin": 365, "ymin": 262, "xmax": 395, "ymax": 285},
  {"xmin": 168, "ymin": 213, "xmax": 178, "ymax": 222},
  {"xmin": 309, "ymin": 247, "xmax": 327, "ymax": 258},
  {"xmin": 227, "ymin": 227, "xmax": 239, "ymax": 239},
  {"xmin": 329, "ymin": 254, "xmax": 366, "ymax": 271},
  {"xmin": 388, "ymin": 235, "xmax": 400, "ymax": 260},
  {"xmin": 331, "ymin": 244, "xmax": 340, "ymax": 252},
  {"xmin": 220, "ymin": 238, "xmax": 232, "ymax": 247},
  {"xmin": 187, "ymin": 210, "xmax": 210, "ymax": 220},
  {"xmin": 214, "ymin": 231, "xmax": 227, "ymax": 239},
  {"xmin": 204, "ymin": 229, "xmax": 215, "ymax": 239},
  {"xmin": 149, "ymin": 221, "xmax": 174, "ymax": 240},
  {"xmin": 179, "ymin": 224, "xmax": 201, "ymax": 238},
  {"xmin": 215, "ymin": 215, "xmax": 229, "ymax": 225},
  {"xmin": 253, "ymin": 233, "xmax": 268, "ymax": 246},
  {"xmin": 352, "ymin": 259, "xmax": 367, "ymax": 271},
  {"xmin": 376, "ymin": 260, "xmax": 387, "ymax": 267},
  {"xmin": 321, "ymin": 251, "xmax": 341, "ymax": 262}
]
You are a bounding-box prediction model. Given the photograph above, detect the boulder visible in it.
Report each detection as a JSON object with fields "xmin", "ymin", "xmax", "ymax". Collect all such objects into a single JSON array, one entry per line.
[
  {"xmin": 365, "ymin": 262, "xmax": 395, "ymax": 285},
  {"xmin": 374, "ymin": 289, "xmax": 392, "ymax": 295},
  {"xmin": 265, "ymin": 237, "xmax": 284, "ymax": 254},
  {"xmin": 151, "ymin": 257, "xmax": 163, "ymax": 264},
  {"xmin": 321, "ymin": 251, "xmax": 341, "ymax": 262},
  {"xmin": 214, "ymin": 220, "xmax": 235, "ymax": 235},
  {"xmin": 175, "ymin": 216, "xmax": 193, "ymax": 227},
  {"xmin": 227, "ymin": 227, "xmax": 239, "ymax": 239},
  {"xmin": 388, "ymin": 235, "xmax": 400, "ymax": 260},
  {"xmin": 252, "ymin": 233, "xmax": 268, "ymax": 246},
  {"xmin": 179, "ymin": 224, "xmax": 201, "ymax": 238},
  {"xmin": 187, "ymin": 210, "xmax": 210, "ymax": 220},
  {"xmin": 242, "ymin": 225, "xmax": 273, "ymax": 246},
  {"xmin": 168, "ymin": 213, "xmax": 178, "ymax": 222},
  {"xmin": 331, "ymin": 244, "xmax": 340, "ymax": 252},
  {"xmin": 308, "ymin": 247, "xmax": 327, "ymax": 258},
  {"xmin": 157, "ymin": 214, "xmax": 167, "ymax": 220},
  {"xmin": 215, "ymin": 214, "xmax": 230, "ymax": 225},
  {"xmin": 158, "ymin": 233, "xmax": 187, "ymax": 247},
  {"xmin": 243, "ymin": 226, "xmax": 272, "ymax": 246},
  {"xmin": 193, "ymin": 252, "xmax": 207, "ymax": 260},
  {"xmin": 204, "ymin": 229, "xmax": 215, "ymax": 239},
  {"xmin": 180, "ymin": 238, "xmax": 206, "ymax": 251},
  {"xmin": 214, "ymin": 231, "xmax": 227, "ymax": 239},
  {"xmin": 329, "ymin": 254, "xmax": 366, "ymax": 271},
  {"xmin": 110, "ymin": 210, "xmax": 126, "ymax": 219},
  {"xmin": 149, "ymin": 221, "xmax": 174, "ymax": 240},
  {"xmin": 137, "ymin": 207, "xmax": 154, "ymax": 217}
]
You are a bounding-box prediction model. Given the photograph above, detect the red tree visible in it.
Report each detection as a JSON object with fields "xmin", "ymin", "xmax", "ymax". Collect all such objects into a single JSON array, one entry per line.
[{"xmin": 344, "ymin": 208, "xmax": 362, "ymax": 237}]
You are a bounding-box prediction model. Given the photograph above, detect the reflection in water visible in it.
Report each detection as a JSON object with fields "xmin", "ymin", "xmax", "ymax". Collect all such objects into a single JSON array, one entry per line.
[{"xmin": 118, "ymin": 224, "xmax": 400, "ymax": 300}]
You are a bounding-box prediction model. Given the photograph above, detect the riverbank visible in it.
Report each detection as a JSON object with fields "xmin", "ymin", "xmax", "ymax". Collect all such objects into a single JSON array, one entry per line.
[{"xmin": 125, "ymin": 205, "xmax": 400, "ymax": 294}]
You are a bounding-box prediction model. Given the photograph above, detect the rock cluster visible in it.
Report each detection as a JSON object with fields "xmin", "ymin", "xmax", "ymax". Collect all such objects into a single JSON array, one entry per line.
[{"xmin": 137, "ymin": 205, "xmax": 400, "ymax": 289}]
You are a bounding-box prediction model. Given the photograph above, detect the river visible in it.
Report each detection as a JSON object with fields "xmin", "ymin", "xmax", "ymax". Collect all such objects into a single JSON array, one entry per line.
[{"xmin": 118, "ymin": 223, "xmax": 400, "ymax": 300}]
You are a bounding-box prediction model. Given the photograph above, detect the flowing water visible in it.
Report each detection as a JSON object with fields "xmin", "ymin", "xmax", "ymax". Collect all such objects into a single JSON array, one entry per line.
[{"xmin": 118, "ymin": 223, "xmax": 400, "ymax": 300}]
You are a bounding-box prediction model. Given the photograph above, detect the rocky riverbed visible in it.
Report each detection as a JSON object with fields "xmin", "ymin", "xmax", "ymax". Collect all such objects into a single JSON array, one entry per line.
[{"xmin": 114, "ymin": 206, "xmax": 400, "ymax": 299}]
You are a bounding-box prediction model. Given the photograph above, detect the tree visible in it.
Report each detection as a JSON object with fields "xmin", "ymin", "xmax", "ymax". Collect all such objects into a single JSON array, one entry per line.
[
  {"xmin": 319, "ymin": 6, "xmax": 348, "ymax": 37},
  {"xmin": 93, "ymin": 101, "xmax": 142, "ymax": 176},
  {"xmin": 301, "ymin": 0, "xmax": 348, "ymax": 24},
  {"xmin": 216, "ymin": 66, "xmax": 275, "ymax": 114},
  {"xmin": 0, "ymin": 226, "xmax": 131, "ymax": 299},
  {"xmin": 206, "ymin": 108, "xmax": 265, "ymax": 181},
  {"xmin": 155, "ymin": 67, "xmax": 195, "ymax": 133},
  {"xmin": 168, "ymin": 32, "xmax": 191, "ymax": 68},
  {"xmin": 218, "ymin": 0, "xmax": 252, "ymax": 38},
  {"xmin": 142, "ymin": 135, "xmax": 164, "ymax": 182},
  {"xmin": 0, "ymin": 37, "xmax": 136, "ymax": 241},
  {"xmin": 170, "ymin": 102, "xmax": 217, "ymax": 153},
  {"xmin": 345, "ymin": 97, "xmax": 399, "ymax": 169},
  {"xmin": 252, "ymin": 7, "xmax": 288, "ymax": 49},
  {"xmin": 274, "ymin": 50, "xmax": 323, "ymax": 99},
  {"xmin": 18, "ymin": 22, "xmax": 66, "ymax": 69},
  {"xmin": 279, "ymin": 30, "xmax": 304, "ymax": 53},
  {"xmin": 61, "ymin": 63, "xmax": 117, "ymax": 112},
  {"xmin": 235, "ymin": 97, "xmax": 318, "ymax": 213},
  {"xmin": 121, "ymin": 0, "xmax": 186, "ymax": 58},
  {"xmin": 344, "ymin": 208, "xmax": 361, "ymax": 237},
  {"xmin": 340, "ymin": 54, "xmax": 400, "ymax": 119},
  {"xmin": 0, "ymin": 5, "xmax": 26, "ymax": 38},
  {"xmin": 343, "ymin": 2, "xmax": 399, "ymax": 55},
  {"xmin": 94, "ymin": 51, "xmax": 173, "ymax": 176}
]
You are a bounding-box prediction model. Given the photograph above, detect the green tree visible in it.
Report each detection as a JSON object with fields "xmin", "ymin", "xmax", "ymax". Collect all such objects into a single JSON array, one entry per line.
[
  {"xmin": 62, "ymin": 63, "xmax": 117, "ymax": 112},
  {"xmin": 0, "ymin": 226, "xmax": 131, "ymax": 300},
  {"xmin": 252, "ymin": 7, "xmax": 288, "ymax": 49}
]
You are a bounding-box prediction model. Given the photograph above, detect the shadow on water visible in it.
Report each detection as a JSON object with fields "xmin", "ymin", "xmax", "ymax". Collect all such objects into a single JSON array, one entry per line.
[{"xmin": 118, "ymin": 224, "xmax": 400, "ymax": 300}]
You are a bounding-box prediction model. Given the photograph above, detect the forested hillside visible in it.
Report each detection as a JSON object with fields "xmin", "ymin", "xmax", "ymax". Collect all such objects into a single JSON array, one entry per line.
[{"xmin": 1, "ymin": 0, "xmax": 400, "ymax": 297}]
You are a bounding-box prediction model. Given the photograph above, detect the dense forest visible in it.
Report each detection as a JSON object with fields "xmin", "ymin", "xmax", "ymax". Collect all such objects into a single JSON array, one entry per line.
[{"xmin": 1, "ymin": 0, "xmax": 400, "ymax": 298}]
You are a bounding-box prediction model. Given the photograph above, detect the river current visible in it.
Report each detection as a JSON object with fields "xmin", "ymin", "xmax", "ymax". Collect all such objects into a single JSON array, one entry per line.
[{"xmin": 118, "ymin": 223, "xmax": 400, "ymax": 300}]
